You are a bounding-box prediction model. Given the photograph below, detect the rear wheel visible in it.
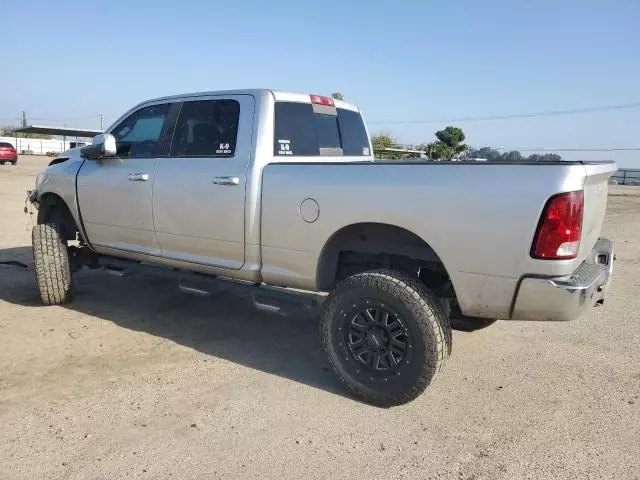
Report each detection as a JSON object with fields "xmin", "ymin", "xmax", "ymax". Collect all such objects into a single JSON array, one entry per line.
[
  {"xmin": 0, "ymin": 161, "xmax": 5, "ymax": 165},
  {"xmin": 11, "ymin": 160, "xmax": 16, "ymax": 165},
  {"xmin": 320, "ymin": 270, "xmax": 451, "ymax": 407},
  {"xmin": 32, "ymin": 223, "xmax": 73, "ymax": 305}
]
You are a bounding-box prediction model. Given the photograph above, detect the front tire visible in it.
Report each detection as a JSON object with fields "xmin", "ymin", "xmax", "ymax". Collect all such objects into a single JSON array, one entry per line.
[
  {"xmin": 32, "ymin": 223, "xmax": 72, "ymax": 305},
  {"xmin": 320, "ymin": 270, "xmax": 451, "ymax": 407}
]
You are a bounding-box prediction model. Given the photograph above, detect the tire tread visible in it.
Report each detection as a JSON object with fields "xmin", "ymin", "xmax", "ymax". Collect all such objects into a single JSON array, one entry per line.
[
  {"xmin": 32, "ymin": 223, "xmax": 72, "ymax": 305},
  {"xmin": 320, "ymin": 269, "xmax": 452, "ymax": 407}
]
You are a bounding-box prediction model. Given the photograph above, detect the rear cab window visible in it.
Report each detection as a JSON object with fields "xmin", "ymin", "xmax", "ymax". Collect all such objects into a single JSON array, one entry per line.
[
  {"xmin": 0, "ymin": 142, "xmax": 15, "ymax": 149},
  {"xmin": 171, "ymin": 99, "xmax": 240, "ymax": 157},
  {"xmin": 274, "ymin": 98, "xmax": 370, "ymax": 158}
]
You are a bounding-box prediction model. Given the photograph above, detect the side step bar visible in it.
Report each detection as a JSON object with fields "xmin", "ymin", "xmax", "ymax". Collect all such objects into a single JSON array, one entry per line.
[
  {"xmin": 251, "ymin": 288, "xmax": 322, "ymax": 317},
  {"xmin": 98, "ymin": 255, "xmax": 325, "ymax": 317},
  {"xmin": 104, "ymin": 264, "xmax": 131, "ymax": 277},
  {"xmin": 179, "ymin": 275, "xmax": 324, "ymax": 317}
]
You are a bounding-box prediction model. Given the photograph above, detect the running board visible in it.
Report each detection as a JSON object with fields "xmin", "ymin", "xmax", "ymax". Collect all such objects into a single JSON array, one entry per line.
[
  {"xmin": 97, "ymin": 255, "xmax": 324, "ymax": 317},
  {"xmin": 103, "ymin": 264, "xmax": 132, "ymax": 277},
  {"xmin": 180, "ymin": 275, "xmax": 323, "ymax": 317},
  {"xmin": 252, "ymin": 288, "xmax": 323, "ymax": 317},
  {"xmin": 178, "ymin": 276, "xmax": 222, "ymax": 297}
]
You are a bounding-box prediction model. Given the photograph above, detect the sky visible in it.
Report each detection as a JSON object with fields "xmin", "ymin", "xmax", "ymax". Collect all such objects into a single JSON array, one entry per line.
[{"xmin": 2, "ymin": 0, "xmax": 640, "ymax": 167}]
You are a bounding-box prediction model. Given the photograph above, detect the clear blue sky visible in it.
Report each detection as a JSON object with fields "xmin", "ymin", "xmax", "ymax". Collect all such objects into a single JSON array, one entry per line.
[{"xmin": 3, "ymin": 0, "xmax": 640, "ymax": 166}]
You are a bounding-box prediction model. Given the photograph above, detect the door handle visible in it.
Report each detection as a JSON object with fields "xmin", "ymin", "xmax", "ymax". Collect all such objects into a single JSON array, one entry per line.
[
  {"xmin": 128, "ymin": 173, "xmax": 149, "ymax": 182},
  {"xmin": 212, "ymin": 176, "xmax": 240, "ymax": 186}
]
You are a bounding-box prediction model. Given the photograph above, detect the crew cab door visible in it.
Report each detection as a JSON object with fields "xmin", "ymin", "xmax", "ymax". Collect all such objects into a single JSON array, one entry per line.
[
  {"xmin": 76, "ymin": 101, "xmax": 179, "ymax": 255},
  {"xmin": 152, "ymin": 95, "xmax": 254, "ymax": 269}
]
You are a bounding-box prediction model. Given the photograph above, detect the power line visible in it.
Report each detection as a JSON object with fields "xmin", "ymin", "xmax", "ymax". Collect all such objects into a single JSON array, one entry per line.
[
  {"xmin": 492, "ymin": 147, "xmax": 640, "ymax": 152},
  {"xmin": 4, "ymin": 102, "xmax": 639, "ymax": 127},
  {"xmin": 369, "ymin": 102, "xmax": 640, "ymax": 125}
]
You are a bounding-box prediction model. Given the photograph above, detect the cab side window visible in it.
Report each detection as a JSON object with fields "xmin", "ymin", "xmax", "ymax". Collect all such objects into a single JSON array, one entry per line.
[
  {"xmin": 111, "ymin": 103, "xmax": 173, "ymax": 158},
  {"xmin": 170, "ymin": 100, "xmax": 240, "ymax": 157}
]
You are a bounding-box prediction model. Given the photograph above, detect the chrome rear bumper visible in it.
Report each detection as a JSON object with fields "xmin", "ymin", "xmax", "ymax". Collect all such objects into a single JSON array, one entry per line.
[{"xmin": 511, "ymin": 238, "xmax": 614, "ymax": 321}]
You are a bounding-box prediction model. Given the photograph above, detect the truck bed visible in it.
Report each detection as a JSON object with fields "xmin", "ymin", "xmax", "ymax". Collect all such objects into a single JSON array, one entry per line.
[{"xmin": 260, "ymin": 160, "xmax": 616, "ymax": 319}]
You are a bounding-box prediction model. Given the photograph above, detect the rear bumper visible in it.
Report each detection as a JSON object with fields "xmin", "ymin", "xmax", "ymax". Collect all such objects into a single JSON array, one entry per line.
[{"xmin": 511, "ymin": 238, "xmax": 614, "ymax": 321}]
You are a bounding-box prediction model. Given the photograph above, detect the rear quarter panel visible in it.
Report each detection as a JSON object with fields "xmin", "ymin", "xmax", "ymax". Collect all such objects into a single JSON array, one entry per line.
[
  {"xmin": 580, "ymin": 163, "xmax": 613, "ymax": 258},
  {"xmin": 260, "ymin": 162, "xmax": 594, "ymax": 318}
]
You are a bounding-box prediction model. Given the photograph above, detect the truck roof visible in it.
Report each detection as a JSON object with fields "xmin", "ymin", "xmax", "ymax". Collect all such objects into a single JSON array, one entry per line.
[{"xmin": 135, "ymin": 89, "xmax": 360, "ymax": 113}]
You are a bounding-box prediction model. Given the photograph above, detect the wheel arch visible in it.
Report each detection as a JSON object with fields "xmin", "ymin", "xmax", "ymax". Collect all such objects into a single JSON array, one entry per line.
[
  {"xmin": 37, "ymin": 192, "xmax": 84, "ymax": 243},
  {"xmin": 315, "ymin": 222, "xmax": 456, "ymax": 296}
]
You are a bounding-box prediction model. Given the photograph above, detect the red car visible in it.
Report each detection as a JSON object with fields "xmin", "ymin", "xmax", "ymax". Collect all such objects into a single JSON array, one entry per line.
[{"xmin": 0, "ymin": 142, "xmax": 18, "ymax": 165}]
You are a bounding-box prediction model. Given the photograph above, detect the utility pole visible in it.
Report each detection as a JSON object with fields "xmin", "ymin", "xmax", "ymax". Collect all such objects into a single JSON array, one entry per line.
[{"xmin": 97, "ymin": 114, "xmax": 104, "ymax": 131}]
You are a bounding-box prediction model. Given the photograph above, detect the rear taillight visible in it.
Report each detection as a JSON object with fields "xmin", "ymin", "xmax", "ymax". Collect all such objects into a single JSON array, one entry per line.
[
  {"xmin": 310, "ymin": 94, "xmax": 335, "ymax": 106},
  {"xmin": 531, "ymin": 191, "xmax": 584, "ymax": 260}
]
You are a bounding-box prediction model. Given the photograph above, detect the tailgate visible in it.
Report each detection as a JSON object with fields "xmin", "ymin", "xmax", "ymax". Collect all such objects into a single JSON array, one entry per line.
[{"xmin": 580, "ymin": 162, "xmax": 617, "ymax": 259}]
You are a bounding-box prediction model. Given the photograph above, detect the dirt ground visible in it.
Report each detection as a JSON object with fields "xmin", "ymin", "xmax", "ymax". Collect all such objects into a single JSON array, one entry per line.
[{"xmin": 1, "ymin": 156, "xmax": 639, "ymax": 480}]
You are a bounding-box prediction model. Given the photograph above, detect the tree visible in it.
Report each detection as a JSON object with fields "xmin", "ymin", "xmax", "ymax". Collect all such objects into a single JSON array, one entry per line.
[
  {"xmin": 425, "ymin": 142, "xmax": 451, "ymax": 160},
  {"xmin": 469, "ymin": 146, "xmax": 564, "ymax": 162},
  {"xmin": 425, "ymin": 126, "xmax": 468, "ymax": 160},
  {"xmin": 331, "ymin": 92, "xmax": 344, "ymax": 100},
  {"xmin": 500, "ymin": 150, "xmax": 523, "ymax": 162},
  {"xmin": 469, "ymin": 146, "xmax": 502, "ymax": 161},
  {"xmin": 371, "ymin": 133, "xmax": 396, "ymax": 150},
  {"xmin": 371, "ymin": 133, "xmax": 402, "ymax": 159},
  {"xmin": 527, "ymin": 153, "xmax": 562, "ymax": 162}
]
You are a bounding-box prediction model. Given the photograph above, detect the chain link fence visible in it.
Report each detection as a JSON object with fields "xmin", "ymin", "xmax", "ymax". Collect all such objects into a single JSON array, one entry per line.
[
  {"xmin": 0, "ymin": 136, "xmax": 90, "ymax": 156},
  {"xmin": 614, "ymin": 169, "xmax": 640, "ymax": 186}
]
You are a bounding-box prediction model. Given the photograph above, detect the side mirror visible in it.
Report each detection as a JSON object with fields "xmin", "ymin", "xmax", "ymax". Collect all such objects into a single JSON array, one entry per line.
[{"xmin": 80, "ymin": 133, "xmax": 117, "ymax": 160}]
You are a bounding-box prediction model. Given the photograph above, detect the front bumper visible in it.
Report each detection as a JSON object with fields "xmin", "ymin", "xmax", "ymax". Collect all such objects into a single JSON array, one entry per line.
[
  {"xmin": 27, "ymin": 189, "xmax": 39, "ymax": 206},
  {"xmin": 511, "ymin": 238, "xmax": 614, "ymax": 321}
]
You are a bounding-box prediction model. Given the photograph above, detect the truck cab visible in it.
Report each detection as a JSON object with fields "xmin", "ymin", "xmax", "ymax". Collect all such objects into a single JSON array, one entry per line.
[{"xmin": 67, "ymin": 90, "xmax": 371, "ymax": 281}]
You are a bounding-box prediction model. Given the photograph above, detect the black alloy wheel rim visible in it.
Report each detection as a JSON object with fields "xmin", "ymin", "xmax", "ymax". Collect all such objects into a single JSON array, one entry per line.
[{"xmin": 344, "ymin": 301, "xmax": 411, "ymax": 373}]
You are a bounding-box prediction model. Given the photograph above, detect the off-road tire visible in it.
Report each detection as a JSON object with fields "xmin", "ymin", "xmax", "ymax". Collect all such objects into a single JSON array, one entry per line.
[
  {"xmin": 32, "ymin": 223, "xmax": 72, "ymax": 305},
  {"xmin": 320, "ymin": 270, "xmax": 452, "ymax": 407}
]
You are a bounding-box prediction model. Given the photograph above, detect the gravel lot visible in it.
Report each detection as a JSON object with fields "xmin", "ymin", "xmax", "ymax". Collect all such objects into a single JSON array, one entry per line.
[{"xmin": 1, "ymin": 156, "xmax": 639, "ymax": 479}]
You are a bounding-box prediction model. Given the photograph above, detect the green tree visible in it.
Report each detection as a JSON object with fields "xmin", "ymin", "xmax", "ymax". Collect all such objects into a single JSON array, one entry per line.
[
  {"xmin": 371, "ymin": 133, "xmax": 401, "ymax": 159},
  {"xmin": 425, "ymin": 142, "xmax": 451, "ymax": 160},
  {"xmin": 500, "ymin": 150, "xmax": 524, "ymax": 162},
  {"xmin": 469, "ymin": 146, "xmax": 502, "ymax": 161},
  {"xmin": 527, "ymin": 153, "xmax": 562, "ymax": 162},
  {"xmin": 425, "ymin": 126, "xmax": 468, "ymax": 160},
  {"xmin": 331, "ymin": 92, "xmax": 344, "ymax": 100},
  {"xmin": 469, "ymin": 147, "xmax": 563, "ymax": 162},
  {"xmin": 371, "ymin": 133, "xmax": 396, "ymax": 150}
]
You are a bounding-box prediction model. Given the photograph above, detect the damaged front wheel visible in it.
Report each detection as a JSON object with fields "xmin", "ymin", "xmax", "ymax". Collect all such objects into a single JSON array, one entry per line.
[{"xmin": 32, "ymin": 223, "xmax": 73, "ymax": 305}]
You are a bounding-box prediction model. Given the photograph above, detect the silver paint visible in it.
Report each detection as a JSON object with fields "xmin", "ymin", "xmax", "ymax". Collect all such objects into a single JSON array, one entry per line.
[{"xmin": 30, "ymin": 89, "xmax": 617, "ymax": 321}]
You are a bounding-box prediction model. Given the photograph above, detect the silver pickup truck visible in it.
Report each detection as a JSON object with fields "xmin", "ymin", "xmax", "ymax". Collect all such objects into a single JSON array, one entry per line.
[{"xmin": 29, "ymin": 89, "xmax": 616, "ymax": 406}]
